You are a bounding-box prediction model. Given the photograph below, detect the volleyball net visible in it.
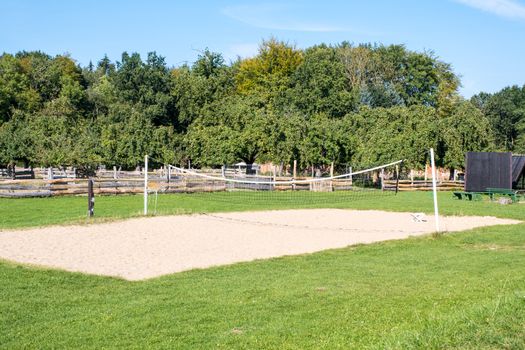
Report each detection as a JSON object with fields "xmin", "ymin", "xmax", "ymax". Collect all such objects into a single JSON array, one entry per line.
[{"xmin": 145, "ymin": 159, "xmax": 403, "ymax": 210}]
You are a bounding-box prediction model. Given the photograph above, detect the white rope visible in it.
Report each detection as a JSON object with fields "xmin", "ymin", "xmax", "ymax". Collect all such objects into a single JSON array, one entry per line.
[
  {"xmin": 204, "ymin": 213, "xmax": 427, "ymax": 234},
  {"xmin": 168, "ymin": 160, "xmax": 403, "ymax": 186}
]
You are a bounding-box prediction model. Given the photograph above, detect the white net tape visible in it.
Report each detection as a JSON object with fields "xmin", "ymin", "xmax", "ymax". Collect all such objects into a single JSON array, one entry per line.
[{"xmin": 168, "ymin": 160, "xmax": 403, "ymax": 186}]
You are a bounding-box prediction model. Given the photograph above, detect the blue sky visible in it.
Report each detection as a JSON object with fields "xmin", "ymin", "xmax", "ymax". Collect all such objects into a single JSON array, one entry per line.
[{"xmin": 1, "ymin": 0, "xmax": 524, "ymax": 97}]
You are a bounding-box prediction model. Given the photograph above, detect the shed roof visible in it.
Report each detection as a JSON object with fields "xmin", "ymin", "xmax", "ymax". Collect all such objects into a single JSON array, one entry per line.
[{"xmin": 512, "ymin": 155, "xmax": 525, "ymax": 183}]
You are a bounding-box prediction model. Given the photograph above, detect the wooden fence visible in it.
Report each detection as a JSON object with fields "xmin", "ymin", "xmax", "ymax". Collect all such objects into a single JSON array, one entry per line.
[
  {"xmin": 0, "ymin": 178, "xmax": 142, "ymax": 198},
  {"xmin": 383, "ymin": 180, "xmax": 463, "ymax": 191},
  {"xmin": 0, "ymin": 174, "xmax": 231, "ymax": 198},
  {"xmin": 0, "ymin": 174, "xmax": 464, "ymax": 198},
  {"xmin": 0, "ymin": 167, "xmax": 153, "ymax": 180}
]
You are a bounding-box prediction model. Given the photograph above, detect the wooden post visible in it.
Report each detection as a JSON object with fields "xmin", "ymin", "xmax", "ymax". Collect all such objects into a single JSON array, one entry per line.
[
  {"xmin": 410, "ymin": 169, "xmax": 414, "ymax": 185},
  {"xmin": 48, "ymin": 167, "xmax": 53, "ymax": 180},
  {"xmin": 349, "ymin": 166, "xmax": 353, "ymax": 186},
  {"xmin": 144, "ymin": 155, "xmax": 148, "ymax": 216},
  {"xmin": 113, "ymin": 166, "xmax": 117, "ymax": 179},
  {"xmin": 87, "ymin": 179, "xmax": 95, "ymax": 217},
  {"xmin": 221, "ymin": 165, "xmax": 225, "ymax": 178},
  {"xmin": 380, "ymin": 168, "xmax": 385, "ymax": 190},
  {"xmin": 330, "ymin": 161, "xmax": 334, "ymax": 191},
  {"xmin": 272, "ymin": 165, "xmax": 277, "ymax": 191},
  {"xmin": 395, "ymin": 164, "xmax": 400, "ymax": 195}
]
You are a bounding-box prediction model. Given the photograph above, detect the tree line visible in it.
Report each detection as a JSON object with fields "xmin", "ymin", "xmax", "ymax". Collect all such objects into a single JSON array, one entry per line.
[{"xmin": 0, "ymin": 39, "xmax": 523, "ymax": 174}]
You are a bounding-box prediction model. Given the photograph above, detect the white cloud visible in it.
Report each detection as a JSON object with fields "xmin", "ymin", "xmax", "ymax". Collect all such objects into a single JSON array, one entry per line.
[
  {"xmin": 221, "ymin": 4, "xmax": 351, "ymax": 32},
  {"xmin": 454, "ymin": 0, "xmax": 525, "ymax": 20}
]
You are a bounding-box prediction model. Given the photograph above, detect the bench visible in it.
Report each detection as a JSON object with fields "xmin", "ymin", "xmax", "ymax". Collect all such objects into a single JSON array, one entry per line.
[
  {"xmin": 486, "ymin": 188, "xmax": 519, "ymax": 203},
  {"xmin": 453, "ymin": 191, "xmax": 483, "ymax": 201}
]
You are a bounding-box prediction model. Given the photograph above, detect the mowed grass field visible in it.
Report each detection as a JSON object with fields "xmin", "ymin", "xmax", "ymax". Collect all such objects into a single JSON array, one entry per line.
[
  {"xmin": 1, "ymin": 191, "xmax": 525, "ymax": 229},
  {"xmin": 1, "ymin": 192, "xmax": 525, "ymax": 349}
]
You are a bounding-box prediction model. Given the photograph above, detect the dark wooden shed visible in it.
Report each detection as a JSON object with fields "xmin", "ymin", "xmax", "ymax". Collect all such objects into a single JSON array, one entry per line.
[{"xmin": 465, "ymin": 152, "xmax": 512, "ymax": 192}]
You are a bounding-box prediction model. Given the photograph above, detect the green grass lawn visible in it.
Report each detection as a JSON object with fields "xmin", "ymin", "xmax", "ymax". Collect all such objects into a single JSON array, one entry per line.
[
  {"xmin": 1, "ymin": 191, "xmax": 524, "ymax": 229},
  {"xmin": 1, "ymin": 191, "xmax": 524, "ymax": 349}
]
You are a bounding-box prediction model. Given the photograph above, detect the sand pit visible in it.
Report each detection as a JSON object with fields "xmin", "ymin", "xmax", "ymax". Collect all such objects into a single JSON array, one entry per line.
[{"xmin": 0, "ymin": 209, "xmax": 520, "ymax": 280}]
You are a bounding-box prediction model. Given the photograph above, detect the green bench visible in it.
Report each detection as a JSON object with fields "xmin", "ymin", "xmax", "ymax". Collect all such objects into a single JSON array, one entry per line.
[
  {"xmin": 453, "ymin": 191, "xmax": 484, "ymax": 201},
  {"xmin": 486, "ymin": 188, "xmax": 519, "ymax": 203},
  {"xmin": 454, "ymin": 188, "xmax": 523, "ymax": 202}
]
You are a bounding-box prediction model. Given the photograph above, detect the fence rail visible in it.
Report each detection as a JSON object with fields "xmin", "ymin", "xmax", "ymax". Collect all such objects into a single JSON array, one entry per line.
[
  {"xmin": 0, "ymin": 174, "xmax": 228, "ymax": 198},
  {"xmin": 0, "ymin": 178, "xmax": 148, "ymax": 198},
  {"xmin": 0, "ymin": 175, "xmax": 465, "ymax": 198},
  {"xmin": 0, "ymin": 167, "xmax": 157, "ymax": 180},
  {"xmin": 383, "ymin": 180, "xmax": 463, "ymax": 191}
]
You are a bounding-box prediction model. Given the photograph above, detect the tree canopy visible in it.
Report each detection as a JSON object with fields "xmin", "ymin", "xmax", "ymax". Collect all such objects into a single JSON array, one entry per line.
[{"xmin": 0, "ymin": 38, "xmax": 512, "ymax": 172}]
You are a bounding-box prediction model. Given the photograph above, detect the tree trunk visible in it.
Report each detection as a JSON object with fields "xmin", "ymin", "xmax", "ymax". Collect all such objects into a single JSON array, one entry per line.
[
  {"xmin": 243, "ymin": 155, "xmax": 257, "ymax": 175},
  {"xmin": 449, "ymin": 167, "xmax": 455, "ymax": 181}
]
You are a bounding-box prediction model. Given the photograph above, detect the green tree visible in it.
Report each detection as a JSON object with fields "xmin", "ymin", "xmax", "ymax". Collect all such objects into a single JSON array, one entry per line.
[
  {"xmin": 185, "ymin": 95, "xmax": 270, "ymax": 167},
  {"xmin": 440, "ymin": 100, "xmax": 494, "ymax": 171},
  {"xmin": 288, "ymin": 44, "xmax": 353, "ymax": 117},
  {"xmin": 0, "ymin": 54, "xmax": 40, "ymax": 121},
  {"xmin": 27, "ymin": 115, "xmax": 75, "ymax": 166},
  {"xmin": 475, "ymin": 85, "xmax": 525, "ymax": 152},
  {"xmin": 170, "ymin": 66, "xmax": 213, "ymax": 131},
  {"xmin": 0, "ymin": 112, "xmax": 34, "ymax": 166},
  {"xmin": 298, "ymin": 114, "xmax": 340, "ymax": 168},
  {"xmin": 192, "ymin": 49, "xmax": 226, "ymax": 78},
  {"xmin": 99, "ymin": 111, "xmax": 155, "ymax": 169},
  {"xmin": 265, "ymin": 110, "xmax": 305, "ymax": 166},
  {"xmin": 236, "ymin": 38, "xmax": 303, "ymax": 100},
  {"xmin": 112, "ymin": 52, "xmax": 174, "ymax": 125},
  {"xmin": 350, "ymin": 106, "xmax": 439, "ymax": 169}
]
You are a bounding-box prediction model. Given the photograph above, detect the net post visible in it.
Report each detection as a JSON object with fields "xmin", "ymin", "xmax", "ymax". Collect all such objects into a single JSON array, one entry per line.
[
  {"xmin": 430, "ymin": 148, "xmax": 440, "ymax": 233},
  {"xmin": 144, "ymin": 155, "xmax": 148, "ymax": 216},
  {"xmin": 292, "ymin": 159, "xmax": 297, "ymax": 191},
  {"xmin": 380, "ymin": 168, "xmax": 385, "ymax": 191}
]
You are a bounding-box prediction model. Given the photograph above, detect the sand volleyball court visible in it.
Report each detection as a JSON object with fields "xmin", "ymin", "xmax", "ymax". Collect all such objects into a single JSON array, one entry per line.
[{"xmin": 0, "ymin": 209, "xmax": 520, "ymax": 280}]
